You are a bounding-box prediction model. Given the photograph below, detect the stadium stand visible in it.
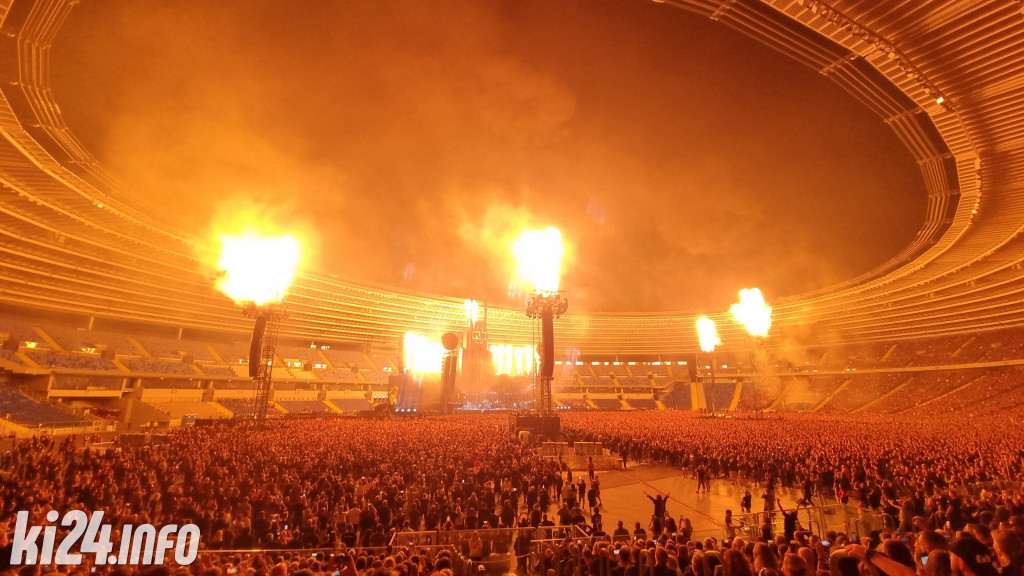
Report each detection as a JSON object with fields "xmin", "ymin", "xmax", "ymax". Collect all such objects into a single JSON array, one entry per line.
[
  {"xmin": 659, "ymin": 385, "xmax": 692, "ymax": 410},
  {"xmin": 322, "ymin": 349, "xmax": 372, "ymax": 369},
  {"xmin": 139, "ymin": 379, "xmax": 198, "ymax": 390},
  {"xmin": 870, "ymin": 370, "xmax": 977, "ymax": 414},
  {"xmin": 0, "ymin": 317, "xmax": 41, "ymax": 346},
  {"xmin": 596, "ymin": 363, "xmax": 629, "ymax": 376},
  {"xmin": 629, "ymin": 363, "xmax": 669, "ymax": 377},
  {"xmin": 131, "ymin": 334, "xmax": 217, "ymax": 362},
  {"xmin": 25, "ymin": 350, "xmax": 119, "ymax": 371},
  {"xmin": 703, "ymin": 382, "xmax": 735, "ymax": 412},
  {"xmin": 215, "ymin": 398, "xmax": 254, "ymax": 416},
  {"xmin": 211, "ymin": 341, "xmax": 254, "ymax": 364},
  {"xmin": 121, "ymin": 358, "xmax": 197, "ymax": 375},
  {"xmin": 817, "ymin": 373, "xmax": 911, "ymax": 413},
  {"xmin": 613, "ymin": 377, "xmax": 650, "ymax": 388},
  {"xmin": 315, "ymin": 367, "xmax": 360, "ymax": 381},
  {"xmin": 557, "ymin": 398, "xmax": 588, "ymax": 410},
  {"xmin": 360, "ymin": 369, "xmax": 390, "ymax": 383},
  {"xmin": 42, "ymin": 326, "xmax": 138, "ymax": 355},
  {"xmin": 0, "ymin": 389, "xmax": 86, "ymax": 426},
  {"xmin": 1, "ymin": 2, "xmax": 1023, "ymax": 572},
  {"xmin": 50, "ymin": 374, "xmax": 123, "ymax": 390},
  {"xmin": 328, "ymin": 398, "xmax": 374, "ymax": 412},
  {"xmin": 143, "ymin": 401, "xmax": 227, "ymax": 420},
  {"xmin": 589, "ymin": 398, "xmax": 622, "ymax": 410},
  {"xmin": 275, "ymin": 344, "xmax": 326, "ymax": 366},
  {"xmin": 623, "ymin": 397, "xmax": 658, "ymax": 410},
  {"xmin": 0, "ymin": 349, "xmax": 26, "ymax": 366},
  {"xmin": 581, "ymin": 377, "xmax": 614, "ymax": 388},
  {"xmin": 277, "ymin": 400, "xmax": 332, "ymax": 414}
]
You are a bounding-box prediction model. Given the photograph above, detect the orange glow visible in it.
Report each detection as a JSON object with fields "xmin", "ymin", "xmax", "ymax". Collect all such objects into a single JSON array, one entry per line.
[
  {"xmin": 490, "ymin": 343, "xmax": 536, "ymax": 375},
  {"xmin": 403, "ymin": 332, "xmax": 444, "ymax": 374},
  {"xmin": 730, "ymin": 288, "xmax": 772, "ymax": 337},
  {"xmin": 217, "ymin": 234, "xmax": 300, "ymax": 305},
  {"xmin": 696, "ymin": 316, "xmax": 720, "ymax": 353},
  {"xmin": 513, "ymin": 227, "xmax": 563, "ymax": 293}
]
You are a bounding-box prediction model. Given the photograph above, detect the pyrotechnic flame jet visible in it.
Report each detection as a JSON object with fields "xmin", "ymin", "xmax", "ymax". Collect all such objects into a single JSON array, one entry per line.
[
  {"xmin": 730, "ymin": 288, "xmax": 772, "ymax": 337},
  {"xmin": 217, "ymin": 234, "xmax": 300, "ymax": 305},
  {"xmin": 513, "ymin": 227, "xmax": 563, "ymax": 294},
  {"xmin": 696, "ymin": 316, "xmax": 720, "ymax": 353}
]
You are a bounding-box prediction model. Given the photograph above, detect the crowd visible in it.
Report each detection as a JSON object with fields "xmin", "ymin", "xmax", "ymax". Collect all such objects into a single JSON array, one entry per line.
[
  {"xmin": 0, "ymin": 411, "xmax": 1020, "ymax": 576},
  {"xmin": 560, "ymin": 411, "xmax": 1023, "ymax": 504}
]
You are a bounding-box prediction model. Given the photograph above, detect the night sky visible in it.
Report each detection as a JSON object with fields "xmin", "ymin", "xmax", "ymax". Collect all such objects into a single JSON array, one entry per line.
[{"xmin": 50, "ymin": 0, "xmax": 926, "ymax": 313}]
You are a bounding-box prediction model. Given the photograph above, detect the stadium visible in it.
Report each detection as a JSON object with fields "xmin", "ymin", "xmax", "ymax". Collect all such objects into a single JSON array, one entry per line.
[{"xmin": 1, "ymin": 1, "xmax": 1023, "ymax": 576}]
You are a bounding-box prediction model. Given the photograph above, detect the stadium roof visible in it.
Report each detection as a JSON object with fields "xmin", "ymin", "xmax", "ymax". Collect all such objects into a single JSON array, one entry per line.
[{"xmin": 1, "ymin": 0, "xmax": 1023, "ymax": 354}]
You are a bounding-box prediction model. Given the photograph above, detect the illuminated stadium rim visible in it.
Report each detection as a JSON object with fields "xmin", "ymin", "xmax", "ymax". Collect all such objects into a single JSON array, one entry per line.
[{"xmin": 1, "ymin": 0, "xmax": 1023, "ymax": 354}]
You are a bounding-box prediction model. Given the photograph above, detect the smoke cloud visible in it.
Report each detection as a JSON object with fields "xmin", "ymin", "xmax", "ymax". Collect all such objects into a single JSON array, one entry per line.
[{"xmin": 51, "ymin": 0, "xmax": 926, "ymax": 314}]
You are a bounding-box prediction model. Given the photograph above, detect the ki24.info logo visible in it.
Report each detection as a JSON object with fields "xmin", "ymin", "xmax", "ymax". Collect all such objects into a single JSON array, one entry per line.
[{"xmin": 11, "ymin": 511, "xmax": 200, "ymax": 566}]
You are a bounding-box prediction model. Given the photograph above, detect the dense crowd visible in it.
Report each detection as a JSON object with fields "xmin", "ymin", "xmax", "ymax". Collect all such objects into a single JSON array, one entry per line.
[
  {"xmin": 0, "ymin": 412, "xmax": 1020, "ymax": 576},
  {"xmin": 561, "ymin": 412, "xmax": 1023, "ymax": 506}
]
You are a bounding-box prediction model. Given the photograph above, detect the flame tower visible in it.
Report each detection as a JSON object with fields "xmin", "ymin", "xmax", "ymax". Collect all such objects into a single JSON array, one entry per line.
[
  {"xmin": 216, "ymin": 233, "xmax": 300, "ymax": 424},
  {"xmin": 526, "ymin": 293, "xmax": 568, "ymax": 414}
]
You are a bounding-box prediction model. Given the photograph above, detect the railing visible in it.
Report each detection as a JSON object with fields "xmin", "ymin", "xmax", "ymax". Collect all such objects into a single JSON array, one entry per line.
[
  {"xmin": 195, "ymin": 547, "xmax": 476, "ymax": 576},
  {"xmin": 389, "ymin": 525, "xmax": 591, "ymax": 566},
  {"xmin": 0, "ymin": 415, "xmax": 95, "ymax": 435},
  {"xmin": 730, "ymin": 502, "xmax": 851, "ymax": 541}
]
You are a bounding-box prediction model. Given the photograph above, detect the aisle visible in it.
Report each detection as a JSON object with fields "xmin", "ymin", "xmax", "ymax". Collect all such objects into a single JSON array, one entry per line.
[{"xmin": 591, "ymin": 464, "xmax": 811, "ymax": 538}]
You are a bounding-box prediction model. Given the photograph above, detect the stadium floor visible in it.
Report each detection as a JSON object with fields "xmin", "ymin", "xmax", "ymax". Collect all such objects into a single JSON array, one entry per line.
[{"xmin": 591, "ymin": 464, "xmax": 839, "ymax": 539}]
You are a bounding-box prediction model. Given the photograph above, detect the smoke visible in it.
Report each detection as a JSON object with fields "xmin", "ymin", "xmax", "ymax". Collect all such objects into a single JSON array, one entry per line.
[{"xmin": 51, "ymin": 0, "xmax": 926, "ymax": 313}]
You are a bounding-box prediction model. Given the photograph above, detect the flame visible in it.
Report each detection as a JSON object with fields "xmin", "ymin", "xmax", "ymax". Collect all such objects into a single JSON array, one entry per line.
[
  {"xmin": 513, "ymin": 227, "xmax": 563, "ymax": 293},
  {"xmin": 464, "ymin": 299, "xmax": 480, "ymax": 326},
  {"xmin": 217, "ymin": 234, "xmax": 300, "ymax": 305},
  {"xmin": 490, "ymin": 343, "xmax": 536, "ymax": 375},
  {"xmin": 403, "ymin": 332, "xmax": 445, "ymax": 374},
  {"xmin": 730, "ymin": 288, "xmax": 772, "ymax": 337},
  {"xmin": 696, "ymin": 316, "xmax": 720, "ymax": 353}
]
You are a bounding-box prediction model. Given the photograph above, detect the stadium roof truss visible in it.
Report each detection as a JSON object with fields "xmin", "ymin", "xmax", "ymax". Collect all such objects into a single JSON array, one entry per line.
[{"xmin": 0, "ymin": 0, "xmax": 1023, "ymax": 354}]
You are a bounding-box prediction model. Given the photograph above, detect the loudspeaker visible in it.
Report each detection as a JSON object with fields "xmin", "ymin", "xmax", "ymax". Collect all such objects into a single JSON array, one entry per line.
[
  {"xmin": 441, "ymin": 332, "xmax": 459, "ymax": 351},
  {"xmin": 248, "ymin": 314, "xmax": 268, "ymax": 378},
  {"xmin": 541, "ymin": 309, "xmax": 554, "ymax": 380}
]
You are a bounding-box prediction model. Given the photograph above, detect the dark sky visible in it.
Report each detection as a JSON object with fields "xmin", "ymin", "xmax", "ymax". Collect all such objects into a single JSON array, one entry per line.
[{"xmin": 50, "ymin": 0, "xmax": 926, "ymax": 313}]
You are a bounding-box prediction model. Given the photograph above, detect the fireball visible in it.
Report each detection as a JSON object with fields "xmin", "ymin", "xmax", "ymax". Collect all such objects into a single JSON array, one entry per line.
[
  {"xmin": 730, "ymin": 288, "xmax": 772, "ymax": 337},
  {"xmin": 513, "ymin": 227, "xmax": 563, "ymax": 293},
  {"xmin": 217, "ymin": 234, "xmax": 300, "ymax": 305},
  {"xmin": 403, "ymin": 332, "xmax": 444, "ymax": 374},
  {"xmin": 696, "ymin": 316, "xmax": 720, "ymax": 353}
]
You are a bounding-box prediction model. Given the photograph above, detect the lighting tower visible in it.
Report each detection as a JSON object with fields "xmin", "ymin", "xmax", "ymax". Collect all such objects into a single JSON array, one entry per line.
[
  {"xmin": 243, "ymin": 303, "xmax": 285, "ymax": 423},
  {"xmin": 512, "ymin": 227, "xmax": 566, "ymax": 417},
  {"xmin": 215, "ymin": 233, "xmax": 300, "ymax": 425},
  {"xmin": 526, "ymin": 292, "xmax": 568, "ymax": 414}
]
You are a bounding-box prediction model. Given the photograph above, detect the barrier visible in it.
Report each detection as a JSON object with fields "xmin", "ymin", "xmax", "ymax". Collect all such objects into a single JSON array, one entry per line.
[{"xmin": 197, "ymin": 547, "xmax": 476, "ymax": 576}]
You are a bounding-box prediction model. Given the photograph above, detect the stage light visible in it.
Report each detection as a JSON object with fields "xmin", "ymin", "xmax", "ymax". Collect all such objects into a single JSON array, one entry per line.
[{"xmin": 730, "ymin": 288, "xmax": 772, "ymax": 337}]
